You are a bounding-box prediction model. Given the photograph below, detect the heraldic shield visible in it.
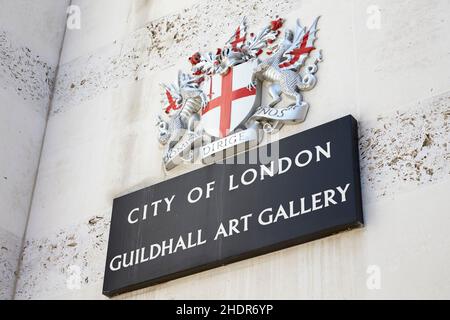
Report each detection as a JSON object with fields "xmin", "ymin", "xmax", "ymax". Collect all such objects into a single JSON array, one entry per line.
[{"xmin": 201, "ymin": 61, "xmax": 262, "ymax": 138}]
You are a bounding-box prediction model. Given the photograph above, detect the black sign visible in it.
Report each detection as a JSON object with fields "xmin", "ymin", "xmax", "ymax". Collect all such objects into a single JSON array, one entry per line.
[{"xmin": 103, "ymin": 115, "xmax": 363, "ymax": 296}]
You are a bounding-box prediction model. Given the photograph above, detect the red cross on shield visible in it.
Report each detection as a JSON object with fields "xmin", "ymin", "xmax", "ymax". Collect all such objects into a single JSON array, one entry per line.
[{"xmin": 201, "ymin": 61, "xmax": 261, "ymax": 138}]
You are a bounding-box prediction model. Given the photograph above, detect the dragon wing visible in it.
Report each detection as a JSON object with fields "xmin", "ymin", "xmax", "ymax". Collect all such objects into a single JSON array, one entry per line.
[
  {"xmin": 225, "ymin": 17, "xmax": 248, "ymax": 51},
  {"xmin": 279, "ymin": 16, "xmax": 320, "ymax": 71}
]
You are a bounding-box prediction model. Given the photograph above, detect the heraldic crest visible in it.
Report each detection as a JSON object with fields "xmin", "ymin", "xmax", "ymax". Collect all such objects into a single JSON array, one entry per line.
[{"xmin": 156, "ymin": 16, "xmax": 322, "ymax": 170}]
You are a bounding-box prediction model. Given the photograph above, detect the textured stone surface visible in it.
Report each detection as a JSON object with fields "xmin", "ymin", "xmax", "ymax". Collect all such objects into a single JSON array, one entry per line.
[
  {"xmin": 15, "ymin": 215, "xmax": 110, "ymax": 300},
  {"xmin": 0, "ymin": 0, "xmax": 68, "ymax": 301},
  {"xmin": 0, "ymin": 228, "xmax": 21, "ymax": 300},
  {"xmin": 51, "ymin": 0, "xmax": 293, "ymax": 114},
  {"xmin": 11, "ymin": 0, "xmax": 450, "ymax": 300}
]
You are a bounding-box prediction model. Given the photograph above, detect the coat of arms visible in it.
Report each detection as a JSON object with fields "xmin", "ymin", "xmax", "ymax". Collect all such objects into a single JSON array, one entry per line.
[{"xmin": 156, "ymin": 16, "xmax": 322, "ymax": 170}]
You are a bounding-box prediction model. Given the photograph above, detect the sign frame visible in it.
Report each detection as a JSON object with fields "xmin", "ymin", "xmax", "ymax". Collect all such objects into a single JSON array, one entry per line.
[{"xmin": 103, "ymin": 115, "xmax": 364, "ymax": 297}]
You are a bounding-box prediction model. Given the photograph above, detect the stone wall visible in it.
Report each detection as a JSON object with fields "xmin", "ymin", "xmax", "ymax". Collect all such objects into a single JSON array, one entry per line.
[{"xmin": 8, "ymin": 0, "xmax": 450, "ymax": 299}]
